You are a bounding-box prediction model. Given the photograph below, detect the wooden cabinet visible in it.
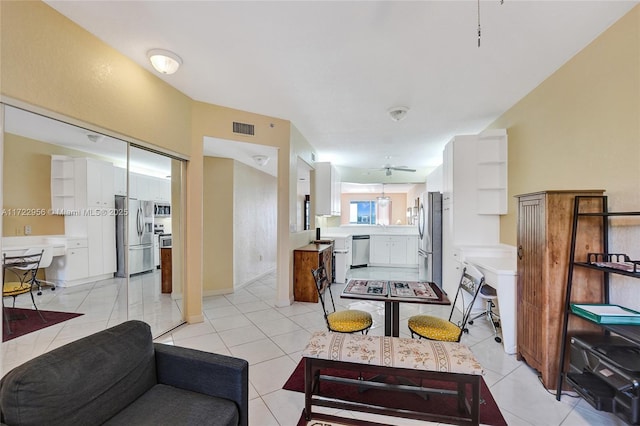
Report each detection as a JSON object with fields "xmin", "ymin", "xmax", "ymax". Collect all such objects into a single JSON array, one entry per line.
[
  {"xmin": 516, "ymin": 190, "xmax": 604, "ymax": 389},
  {"xmin": 294, "ymin": 243, "xmax": 333, "ymax": 302},
  {"xmin": 315, "ymin": 162, "xmax": 341, "ymax": 216},
  {"xmin": 161, "ymin": 248, "xmax": 172, "ymax": 294}
]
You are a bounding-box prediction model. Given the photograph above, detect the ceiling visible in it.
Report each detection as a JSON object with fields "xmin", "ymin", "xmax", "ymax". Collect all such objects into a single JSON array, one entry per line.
[
  {"xmin": 5, "ymin": 106, "xmax": 172, "ymax": 178},
  {"xmin": 44, "ymin": 1, "xmax": 638, "ymax": 184}
]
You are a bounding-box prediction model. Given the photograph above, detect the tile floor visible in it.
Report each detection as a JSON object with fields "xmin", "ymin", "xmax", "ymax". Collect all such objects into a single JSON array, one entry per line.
[{"xmin": 2, "ymin": 267, "xmax": 627, "ymax": 425}]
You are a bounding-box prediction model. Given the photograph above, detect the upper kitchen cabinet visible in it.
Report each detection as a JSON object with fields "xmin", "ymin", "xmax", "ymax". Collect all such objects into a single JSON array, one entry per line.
[
  {"xmin": 315, "ymin": 162, "xmax": 341, "ymax": 216},
  {"xmin": 51, "ymin": 156, "xmax": 115, "ymax": 210},
  {"xmin": 443, "ymin": 129, "xmax": 507, "ymax": 215},
  {"xmin": 476, "ymin": 130, "xmax": 508, "ymax": 215},
  {"xmin": 129, "ymin": 172, "xmax": 171, "ymax": 202},
  {"xmin": 441, "ymin": 129, "xmax": 506, "ymax": 296}
]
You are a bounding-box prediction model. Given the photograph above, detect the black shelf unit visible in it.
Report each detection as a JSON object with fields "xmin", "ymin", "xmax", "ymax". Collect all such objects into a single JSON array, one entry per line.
[{"xmin": 556, "ymin": 195, "xmax": 640, "ymax": 402}]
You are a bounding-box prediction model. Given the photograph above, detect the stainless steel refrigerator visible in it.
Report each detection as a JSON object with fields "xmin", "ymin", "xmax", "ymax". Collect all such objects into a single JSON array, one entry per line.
[
  {"xmin": 115, "ymin": 196, "xmax": 155, "ymax": 277},
  {"xmin": 418, "ymin": 192, "xmax": 443, "ymax": 288}
]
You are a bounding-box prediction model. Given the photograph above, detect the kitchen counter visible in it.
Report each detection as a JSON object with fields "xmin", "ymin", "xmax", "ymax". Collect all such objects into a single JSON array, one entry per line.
[{"xmin": 322, "ymin": 225, "xmax": 418, "ymax": 238}]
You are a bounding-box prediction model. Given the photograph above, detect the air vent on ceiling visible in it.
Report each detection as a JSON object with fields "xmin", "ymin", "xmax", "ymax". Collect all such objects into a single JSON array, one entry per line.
[{"xmin": 233, "ymin": 121, "xmax": 255, "ymax": 136}]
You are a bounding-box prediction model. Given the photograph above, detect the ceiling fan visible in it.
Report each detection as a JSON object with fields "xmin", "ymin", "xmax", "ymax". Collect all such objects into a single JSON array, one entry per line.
[{"xmin": 379, "ymin": 164, "xmax": 417, "ymax": 176}]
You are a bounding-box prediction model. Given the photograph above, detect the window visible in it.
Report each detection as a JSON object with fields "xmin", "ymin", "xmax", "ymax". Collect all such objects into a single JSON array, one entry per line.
[{"xmin": 349, "ymin": 201, "xmax": 377, "ymax": 224}]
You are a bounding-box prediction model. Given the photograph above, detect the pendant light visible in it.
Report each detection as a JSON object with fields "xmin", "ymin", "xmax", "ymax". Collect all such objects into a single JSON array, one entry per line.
[{"xmin": 377, "ymin": 183, "xmax": 390, "ymax": 206}]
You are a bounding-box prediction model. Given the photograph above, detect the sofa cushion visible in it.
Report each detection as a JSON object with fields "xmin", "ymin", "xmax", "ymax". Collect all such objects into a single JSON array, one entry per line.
[
  {"xmin": 0, "ymin": 320, "xmax": 156, "ymax": 426},
  {"xmin": 104, "ymin": 383, "xmax": 239, "ymax": 426}
]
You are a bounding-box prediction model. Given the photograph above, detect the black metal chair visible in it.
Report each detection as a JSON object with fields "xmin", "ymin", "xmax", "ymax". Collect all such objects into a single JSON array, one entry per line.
[
  {"xmin": 2, "ymin": 250, "xmax": 46, "ymax": 334},
  {"xmin": 407, "ymin": 265, "xmax": 484, "ymax": 342},
  {"xmin": 311, "ymin": 265, "xmax": 372, "ymax": 334}
]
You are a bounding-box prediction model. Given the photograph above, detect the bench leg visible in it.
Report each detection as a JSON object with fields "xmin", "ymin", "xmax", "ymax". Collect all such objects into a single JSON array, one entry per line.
[{"xmin": 304, "ymin": 358, "xmax": 323, "ymax": 421}]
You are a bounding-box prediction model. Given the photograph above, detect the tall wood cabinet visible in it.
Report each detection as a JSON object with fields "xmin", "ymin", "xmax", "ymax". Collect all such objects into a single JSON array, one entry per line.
[
  {"xmin": 516, "ymin": 190, "xmax": 605, "ymax": 389},
  {"xmin": 294, "ymin": 243, "xmax": 333, "ymax": 303}
]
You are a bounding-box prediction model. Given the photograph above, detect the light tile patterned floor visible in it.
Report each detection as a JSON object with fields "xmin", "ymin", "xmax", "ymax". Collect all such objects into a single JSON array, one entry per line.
[{"xmin": 2, "ymin": 267, "xmax": 626, "ymax": 425}]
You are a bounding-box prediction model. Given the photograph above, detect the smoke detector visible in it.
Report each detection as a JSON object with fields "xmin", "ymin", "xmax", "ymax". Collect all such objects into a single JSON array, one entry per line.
[
  {"xmin": 388, "ymin": 106, "xmax": 409, "ymax": 122},
  {"xmin": 252, "ymin": 154, "xmax": 270, "ymax": 167}
]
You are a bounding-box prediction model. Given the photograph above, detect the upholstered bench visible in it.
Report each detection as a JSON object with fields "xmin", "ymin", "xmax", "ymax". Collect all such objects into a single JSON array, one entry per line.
[{"xmin": 302, "ymin": 331, "xmax": 484, "ymax": 425}]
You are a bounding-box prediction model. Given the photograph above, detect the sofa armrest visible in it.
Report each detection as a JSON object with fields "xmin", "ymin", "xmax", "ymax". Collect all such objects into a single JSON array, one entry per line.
[{"xmin": 154, "ymin": 343, "xmax": 249, "ymax": 426}]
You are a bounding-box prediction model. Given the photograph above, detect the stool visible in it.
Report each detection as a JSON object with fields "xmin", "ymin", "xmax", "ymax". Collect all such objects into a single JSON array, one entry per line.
[{"xmin": 468, "ymin": 284, "xmax": 502, "ymax": 343}]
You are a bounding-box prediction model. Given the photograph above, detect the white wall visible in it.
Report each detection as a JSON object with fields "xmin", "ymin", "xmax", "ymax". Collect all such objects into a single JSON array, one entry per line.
[{"xmin": 233, "ymin": 161, "xmax": 277, "ymax": 286}]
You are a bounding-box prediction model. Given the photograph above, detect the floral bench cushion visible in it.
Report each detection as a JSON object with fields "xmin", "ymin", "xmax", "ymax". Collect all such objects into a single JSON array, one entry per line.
[{"xmin": 302, "ymin": 331, "xmax": 483, "ymax": 376}]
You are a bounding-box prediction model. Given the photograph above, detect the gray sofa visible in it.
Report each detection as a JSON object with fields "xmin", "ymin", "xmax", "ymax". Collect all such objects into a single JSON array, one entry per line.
[{"xmin": 0, "ymin": 320, "xmax": 248, "ymax": 426}]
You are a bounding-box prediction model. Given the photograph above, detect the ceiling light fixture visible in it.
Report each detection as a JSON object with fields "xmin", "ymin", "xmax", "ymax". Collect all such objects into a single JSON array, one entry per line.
[
  {"xmin": 376, "ymin": 183, "xmax": 391, "ymax": 205},
  {"xmin": 86, "ymin": 133, "xmax": 104, "ymax": 143},
  {"xmin": 147, "ymin": 49, "xmax": 183, "ymax": 75},
  {"xmin": 388, "ymin": 106, "xmax": 409, "ymax": 122},
  {"xmin": 252, "ymin": 154, "xmax": 270, "ymax": 167}
]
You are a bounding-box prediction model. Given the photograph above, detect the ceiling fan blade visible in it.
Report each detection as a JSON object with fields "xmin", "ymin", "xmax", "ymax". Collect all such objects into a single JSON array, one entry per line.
[{"xmin": 389, "ymin": 167, "xmax": 416, "ymax": 172}]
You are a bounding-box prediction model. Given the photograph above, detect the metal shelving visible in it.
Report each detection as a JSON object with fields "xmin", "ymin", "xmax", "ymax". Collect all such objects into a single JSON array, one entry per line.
[{"xmin": 556, "ymin": 195, "xmax": 640, "ymax": 400}]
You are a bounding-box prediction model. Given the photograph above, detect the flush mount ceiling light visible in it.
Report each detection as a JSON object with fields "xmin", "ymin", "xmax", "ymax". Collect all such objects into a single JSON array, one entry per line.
[
  {"xmin": 388, "ymin": 106, "xmax": 409, "ymax": 122},
  {"xmin": 147, "ymin": 49, "xmax": 183, "ymax": 75},
  {"xmin": 252, "ymin": 154, "xmax": 270, "ymax": 167}
]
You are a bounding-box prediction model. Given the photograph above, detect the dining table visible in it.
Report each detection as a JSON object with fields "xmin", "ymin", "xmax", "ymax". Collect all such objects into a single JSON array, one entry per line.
[{"xmin": 340, "ymin": 279, "xmax": 451, "ymax": 337}]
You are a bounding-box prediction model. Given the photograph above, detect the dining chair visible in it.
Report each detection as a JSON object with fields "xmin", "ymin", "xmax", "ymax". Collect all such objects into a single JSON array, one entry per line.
[
  {"xmin": 311, "ymin": 265, "xmax": 373, "ymax": 334},
  {"xmin": 2, "ymin": 250, "xmax": 46, "ymax": 334},
  {"xmin": 407, "ymin": 265, "xmax": 484, "ymax": 342}
]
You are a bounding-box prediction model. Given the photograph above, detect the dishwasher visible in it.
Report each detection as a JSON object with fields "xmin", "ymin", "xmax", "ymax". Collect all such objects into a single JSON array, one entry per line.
[{"xmin": 351, "ymin": 235, "xmax": 370, "ymax": 268}]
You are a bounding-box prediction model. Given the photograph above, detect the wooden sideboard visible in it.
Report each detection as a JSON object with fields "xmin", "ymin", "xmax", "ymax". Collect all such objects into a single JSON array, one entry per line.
[{"xmin": 294, "ymin": 243, "xmax": 333, "ymax": 303}]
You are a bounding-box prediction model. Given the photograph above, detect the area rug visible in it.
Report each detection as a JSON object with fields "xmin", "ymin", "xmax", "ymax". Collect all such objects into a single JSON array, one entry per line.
[
  {"xmin": 283, "ymin": 359, "xmax": 507, "ymax": 426},
  {"xmin": 3, "ymin": 308, "xmax": 83, "ymax": 342}
]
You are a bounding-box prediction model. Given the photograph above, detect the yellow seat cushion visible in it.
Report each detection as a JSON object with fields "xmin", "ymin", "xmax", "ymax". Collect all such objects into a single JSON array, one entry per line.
[
  {"xmin": 408, "ymin": 315, "xmax": 461, "ymax": 342},
  {"xmin": 3, "ymin": 282, "xmax": 32, "ymax": 297},
  {"xmin": 327, "ymin": 310, "xmax": 372, "ymax": 333}
]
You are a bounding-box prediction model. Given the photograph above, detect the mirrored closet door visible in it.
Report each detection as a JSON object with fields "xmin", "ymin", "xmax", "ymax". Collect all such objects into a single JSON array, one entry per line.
[{"xmin": 1, "ymin": 104, "xmax": 186, "ymax": 341}]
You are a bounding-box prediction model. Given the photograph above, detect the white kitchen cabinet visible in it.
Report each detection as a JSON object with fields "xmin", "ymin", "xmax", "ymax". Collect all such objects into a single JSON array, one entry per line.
[
  {"xmin": 315, "ymin": 162, "xmax": 341, "ymax": 216},
  {"xmin": 370, "ymin": 235, "xmax": 416, "ymax": 267},
  {"xmin": 147, "ymin": 176, "xmax": 171, "ymax": 202},
  {"xmin": 49, "ymin": 156, "xmax": 117, "ymax": 286},
  {"xmin": 76, "ymin": 158, "xmax": 114, "ymax": 208},
  {"xmin": 47, "ymin": 238, "xmax": 89, "ymax": 283},
  {"xmin": 405, "ymin": 235, "xmax": 419, "ymax": 265},
  {"xmin": 441, "ymin": 129, "xmax": 506, "ymax": 297},
  {"xmin": 50, "ymin": 155, "xmax": 75, "ymax": 211},
  {"xmin": 129, "ymin": 173, "xmax": 170, "ymax": 201},
  {"xmin": 114, "ymin": 167, "xmax": 127, "ymax": 196},
  {"xmin": 50, "ymin": 157, "xmax": 115, "ymax": 210}
]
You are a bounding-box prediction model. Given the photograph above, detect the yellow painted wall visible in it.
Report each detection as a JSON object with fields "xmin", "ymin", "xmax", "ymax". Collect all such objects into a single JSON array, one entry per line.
[
  {"xmin": 203, "ymin": 157, "xmax": 234, "ymax": 295},
  {"xmin": 1, "ymin": 1, "xmax": 300, "ymax": 321},
  {"xmin": 3, "ymin": 134, "xmax": 64, "ymax": 236},
  {"xmin": 2, "ymin": 133, "xmax": 124, "ymax": 236},
  {"xmin": 490, "ymin": 6, "xmax": 640, "ymax": 245},
  {"xmin": 0, "ymin": 1, "xmax": 191, "ymax": 154}
]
